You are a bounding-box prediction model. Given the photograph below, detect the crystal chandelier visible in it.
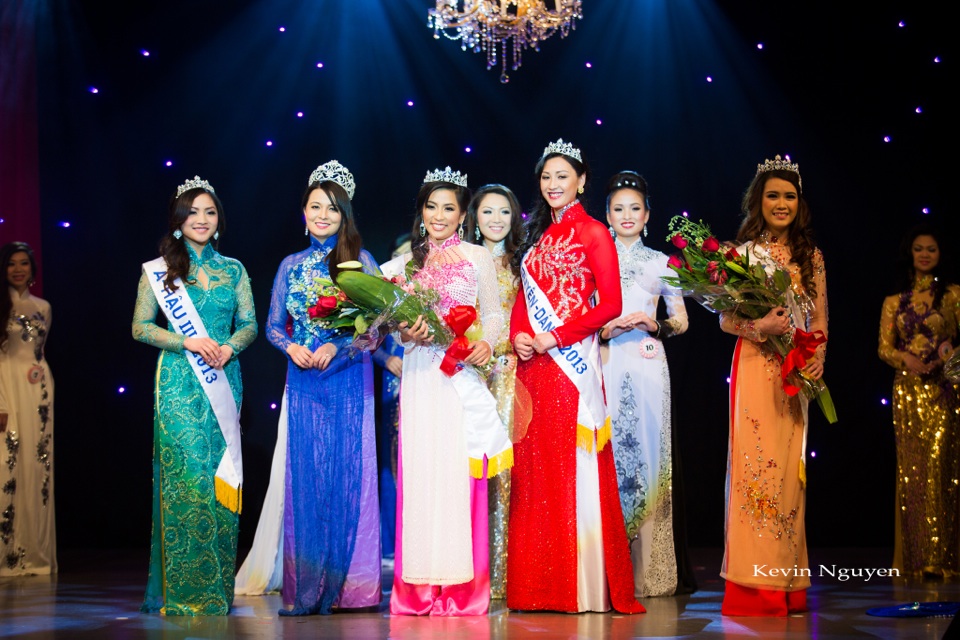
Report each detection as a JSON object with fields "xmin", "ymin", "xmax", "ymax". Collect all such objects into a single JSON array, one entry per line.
[{"xmin": 428, "ymin": 1, "xmax": 584, "ymax": 83}]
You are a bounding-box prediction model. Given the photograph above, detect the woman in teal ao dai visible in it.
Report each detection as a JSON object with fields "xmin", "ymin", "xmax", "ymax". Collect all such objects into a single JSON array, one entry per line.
[{"xmin": 133, "ymin": 178, "xmax": 257, "ymax": 615}]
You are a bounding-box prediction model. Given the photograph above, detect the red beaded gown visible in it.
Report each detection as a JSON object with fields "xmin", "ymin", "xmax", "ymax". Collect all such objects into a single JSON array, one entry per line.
[{"xmin": 507, "ymin": 201, "xmax": 645, "ymax": 613}]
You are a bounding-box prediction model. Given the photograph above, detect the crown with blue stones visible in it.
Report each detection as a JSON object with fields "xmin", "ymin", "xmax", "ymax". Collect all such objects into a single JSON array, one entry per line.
[
  {"xmin": 176, "ymin": 176, "xmax": 215, "ymax": 197},
  {"xmin": 308, "ymin": 159, "xmax": 356, "ymax": 200},
  {"xmin": 542, "ymin": 138, "xmax": 582, "ymax": 163},
  {"xmin": 757, "ymin": 154, "xmax": 802, "ymax": 188},
  {"xmin": 424, "ymin": 166, "xmax": 467, "ymax": 187}
]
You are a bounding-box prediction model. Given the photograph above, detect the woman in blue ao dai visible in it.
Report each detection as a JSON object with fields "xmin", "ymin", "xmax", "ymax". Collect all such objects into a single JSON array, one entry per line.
[{"xmin": 236, "ymin": 161, "xmax": 381, "ymax": 615}]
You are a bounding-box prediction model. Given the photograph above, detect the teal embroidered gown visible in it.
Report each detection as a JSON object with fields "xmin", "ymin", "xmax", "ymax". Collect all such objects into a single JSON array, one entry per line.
[{"xmin": 133, "ymin": 243, "xmax": 257, "ymax": 615}]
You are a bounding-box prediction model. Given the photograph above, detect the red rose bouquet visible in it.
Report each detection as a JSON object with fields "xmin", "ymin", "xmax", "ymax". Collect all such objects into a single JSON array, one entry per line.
[{"xmin": 662, "ymin": 216, "xmax": 837, "ymax": 424}]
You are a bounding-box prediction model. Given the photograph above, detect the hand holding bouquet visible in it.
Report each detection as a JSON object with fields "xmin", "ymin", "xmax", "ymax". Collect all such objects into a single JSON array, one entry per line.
[{"xmin": 662, "ymin": 216, "xmax": 837, "ymax": 424}]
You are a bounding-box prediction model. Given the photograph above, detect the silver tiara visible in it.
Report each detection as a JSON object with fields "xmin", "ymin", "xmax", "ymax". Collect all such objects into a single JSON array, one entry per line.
[
  {"xmin": 424, "ymin": 166, "xmax": 467, "ymax": 187},
  {"xmin": 176, "ymin": 176, "xmax": 215, "ymax": 197},
  {"xmin": 543, "ymin": 138, "xmax": 582, "ymax": 163},
  {"xmin": 757, "ymin": 154, "xmax": 802, "ymax": 189},
  {"xmin": 308, "ymin": 159, "xmax": 356, "ymax": 200}
]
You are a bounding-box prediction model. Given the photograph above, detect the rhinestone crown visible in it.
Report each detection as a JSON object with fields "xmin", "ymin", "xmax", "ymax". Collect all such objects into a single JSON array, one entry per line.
[
  {"xmin": 543, "ymin": 138, "xmax": 582, "ymax": 163},
  {"xmin": 176, "ymin": 176, "xmax": 215, "ymax": 197},
  {"xmin": 757, "ymin": 154, "xmax": 802, "ymax": 188},
  {"xmin": 424, "ymin": 166, "xmax": 468, "ymax": 187},
  {"xmin": 308, "ymin": 159, "xmax": 356, "ymax": 200}
]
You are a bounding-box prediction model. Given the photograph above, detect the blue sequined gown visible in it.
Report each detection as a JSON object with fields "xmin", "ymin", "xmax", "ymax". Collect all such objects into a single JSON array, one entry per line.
[{"xmin": 265, "ymin": 234, "xmax": 381, "ymax": 615}]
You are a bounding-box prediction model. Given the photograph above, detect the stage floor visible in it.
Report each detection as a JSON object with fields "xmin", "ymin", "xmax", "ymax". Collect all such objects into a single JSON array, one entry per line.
[{"xmin": 1, "ymin": 548, "xmax": 958, "ymax": 639}]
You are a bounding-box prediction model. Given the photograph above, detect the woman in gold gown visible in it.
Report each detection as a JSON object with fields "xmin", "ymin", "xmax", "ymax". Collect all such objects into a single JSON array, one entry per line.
[
  {"xmin": 878, "ymin": 224, "xmax": 960, "ymax": 578},
  {"xmin": 465, "ymin": 184, "xmax": 524, "ymax": 599}
]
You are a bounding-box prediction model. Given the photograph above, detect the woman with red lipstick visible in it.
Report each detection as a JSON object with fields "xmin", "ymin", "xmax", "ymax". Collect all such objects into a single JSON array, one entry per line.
[
  {"xmin": 718, "ymin": 156, "xmax": 827, "ymax": 616},
  {"xmin": 464, "ymin": 183, "xmax": 524, "ymax": 600},
  {"xmin": 239, "ymin": 161, "xmax": 382, "ymax": 615},
  {"xmin": 879, "ymin": 224, "xmax": 960, "ymax": 579},
  {"xmin": 0, "ymin": 242, "xmax": 55, "ymax": 577},
  {"xmin": 507, "ymin": 141, "xmax": 644, "ymax": 614},
  {"xmin": 382, "ymin": 168, "xmax": 513, "ymax": 616},
  {"xmin": 134, "ymin": 177, "xmax": 258, "ymax": 614},
  {"xmin": 598, "ymin": 172, "xmax": 693, "ymax": 598}
]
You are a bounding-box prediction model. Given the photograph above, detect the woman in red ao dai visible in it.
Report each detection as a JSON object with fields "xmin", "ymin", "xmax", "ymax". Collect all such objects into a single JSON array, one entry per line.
[{"xmin": 508, "ymin": 141, "xmax": 645, "ymax": 613}]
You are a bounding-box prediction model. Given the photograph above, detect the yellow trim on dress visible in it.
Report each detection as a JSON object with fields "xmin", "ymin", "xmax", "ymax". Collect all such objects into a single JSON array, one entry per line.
[{"xmin": 576, "ymin": 416, "xmax": 612, "ymax": 453}]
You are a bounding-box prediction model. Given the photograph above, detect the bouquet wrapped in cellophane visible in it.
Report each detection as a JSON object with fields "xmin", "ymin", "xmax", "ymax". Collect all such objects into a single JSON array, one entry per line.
[
  {"xmin": 661, "ymin": 216, "xmax": 837, "ymax": 424},
  {"xmin": 309, "ymin": 261, "xmax": 453, "ymax": 352}
]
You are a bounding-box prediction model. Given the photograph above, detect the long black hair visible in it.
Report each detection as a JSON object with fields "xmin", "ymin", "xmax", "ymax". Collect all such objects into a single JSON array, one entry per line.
[
  {"xmin": 409, "ymin": 181, "xmax": 471, "ymax": 270},
  {"xmin": 893, "ymin": 223, "xmax": 953, "ymax": 310},
  {"xmin": 465, "ymin": 183, "xmax": 524, "ymax": 277},
  {"xmin": 1, "ymin": 241, "xmax": 38, "ymax": 351},
  {"xmin": 159, "ymin": 186, "xmax": 225, "ymax": 292},
  {"xmin": 512, "ymin": 151, "xmax": 590, "ymax": 272},
  {"xmin": 738, "ymin": 168, "xmax": 818, "ymax": 299},
  {"xmin": 302, "ymin": 180, "xmax": 363, "ymax": 282}
]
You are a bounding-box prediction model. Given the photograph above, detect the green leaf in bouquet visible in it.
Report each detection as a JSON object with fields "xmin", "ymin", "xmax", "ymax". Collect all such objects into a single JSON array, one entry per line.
[
  {"xmin": 725, "ymin": 260, "xmax": 748, "ymax": 276},
  {"xmin": 772, "ymin": 269, "xmax": 791, "ymax": 294},
  {"xmin": 752, "ymin": 264, "xmax": 767, "ymax": 281},
  {"xmin": 354, "ymin": 314, "xmax": 369, "ymax": 334}
]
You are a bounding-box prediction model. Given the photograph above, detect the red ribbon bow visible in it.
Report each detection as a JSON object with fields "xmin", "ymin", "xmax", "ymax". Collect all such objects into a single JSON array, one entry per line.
[
  {"xmin": 439, "ymin": 305, "xmax": 478, "ymax": 376},
  {"xmin": 781, "ymin": 328, "xmax": 827, "ymax": 396}
]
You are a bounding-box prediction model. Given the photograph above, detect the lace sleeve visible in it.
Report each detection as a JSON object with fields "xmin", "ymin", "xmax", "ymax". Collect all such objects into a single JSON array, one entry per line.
[
  {"xmin": 265, "ymin": 256, "xmax": 295, "ymax": 354},
  {"xmin": 659, "ymin": 257, "xmax": 688, "ymax": 338},
  {"xmin": 358, "ymin": 249, "xmax": 382, "ymax": 276},
  {"xmin": 471, "ymin": 244, "xmax": 504, "ymax": 347},
  {"xmin": 720, "ymin": 312, "xmax": 766, "ymax": 342},
  {"xmin": 132, "ymin": 269, "xmax": 186, "ymax": 353},
  {"xmin": 878, "ymin": 294, "xmax": 905, "ymax": 369},
  {"xmin": 223, "ymin": 262, "xmax": 258, "ymax": 355},
  {"xmin": 810, "ymin": 248, "xmax": 828, "ymax": 363}
]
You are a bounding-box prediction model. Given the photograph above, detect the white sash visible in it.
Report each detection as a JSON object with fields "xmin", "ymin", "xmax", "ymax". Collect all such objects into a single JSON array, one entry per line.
[
  {"xmin": 144, "ymin": 257, "xmax": 243, "ymax": 513},
  {"xmin": 520, "ymin": 260, "xmax": 611, "ymax": 452}
]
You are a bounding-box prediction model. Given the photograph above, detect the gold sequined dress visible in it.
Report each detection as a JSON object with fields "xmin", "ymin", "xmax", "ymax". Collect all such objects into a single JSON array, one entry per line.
[
  {"xmin": 486, "ymin": 243, "xmax": 519, "ymax": 599},
  {"xmin": 878, "ymin": 280, "xmax": 960, "ymax": 576}
]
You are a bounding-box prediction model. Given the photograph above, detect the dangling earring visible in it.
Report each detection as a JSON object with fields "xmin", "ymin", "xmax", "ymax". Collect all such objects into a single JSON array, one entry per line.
[
  {"xmin": 173, "ymin": 229, "xmax": 183, "ymax": 240},
  {"xmin": 305, "ymin": 224, "xmax": 309, "ymax": 236},
  {"xmin": 577, "ymin": 186, "xmax": 584, "ymax": 195},
  {"xmin": 643, "ymin": 226, "xmax": 648, "ymax": 238},
  {"xmin": 609, "ymin": 226, "xmax": 615, "ymax": 239},
  {"xmin": 419, "ymin": 221, "xmax": 426, "ymax": 237},
  {"xmin": 458, "ymin": 223, "xmax": 464, "ymax": 240},
  {"xmin": 213, "ymin": 231, "xmax": 220, "ymax": 240},
  {"xmin": 475, "ymin": 225, "xmax": 481, "ymax": 241}
]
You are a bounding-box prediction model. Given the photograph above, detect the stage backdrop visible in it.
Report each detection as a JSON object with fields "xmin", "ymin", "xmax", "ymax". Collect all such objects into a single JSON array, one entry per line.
[{"xmin": 19, "ymin": 0, "xmax": 955, "ymax": 554}]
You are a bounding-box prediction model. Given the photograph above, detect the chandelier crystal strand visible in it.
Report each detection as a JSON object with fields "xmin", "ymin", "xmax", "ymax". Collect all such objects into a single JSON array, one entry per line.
[{"xmin": 428, "ymin": 1, "xmax": 583, "ymax": 83}]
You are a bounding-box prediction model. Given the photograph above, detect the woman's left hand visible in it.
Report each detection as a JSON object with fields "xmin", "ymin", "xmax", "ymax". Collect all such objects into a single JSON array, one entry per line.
[
  {"xmin": 464, "ymin": 340, "xmax": 492, "ymax": 366},
  {"xmin": 216, "ymin": 344, "xmax": 234, "ymax": 368},
  {"xmin": 314, "ymin": 342, "xmax": 337, "ymax": 370},
  {"xmin": 803, "ymin": 356, "xmax": 824, "ymax": 381},
  {"xmin": 532, "ymin": 332, "xmax": 558, "ymax": 354},
  {"xmin": 626, "ymin": 311, "xmax": 658, "ymax": 333}
]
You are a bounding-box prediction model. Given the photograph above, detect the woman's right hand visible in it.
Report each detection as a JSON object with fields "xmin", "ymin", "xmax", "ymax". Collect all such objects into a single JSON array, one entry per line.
[
  {"xmin": 385, "ymin": 355, "xmax": 403, "ymax": 378},
  {"xmin": 514, "ymin": 332, "xmax": 535, "ymax": 361},
  {"xmin": 184, "ymin": 337, "xmax": 222, "ymax": 367},
  {"xmin": 755, "ymin": 307, "xmax": 791, "ymax": 336},
  {"xmin": 286, "ymin": 343, "xmax": 315, "ymax": 369},
  {"xmin": 902, "ymin": 352, "xmax": 934, "ymax": 375},
  {"xmin": 399, "ymin": 315, "xmax": 432, "ymax": 346}
]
